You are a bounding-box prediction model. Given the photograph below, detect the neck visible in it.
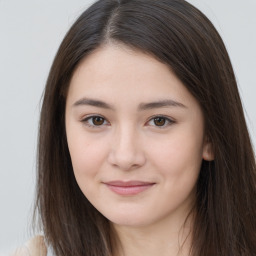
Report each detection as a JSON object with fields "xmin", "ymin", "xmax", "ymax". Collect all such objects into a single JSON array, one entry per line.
[{"xmin": 112, "ymin": 212, "xmax": 194, "ymax": 256}]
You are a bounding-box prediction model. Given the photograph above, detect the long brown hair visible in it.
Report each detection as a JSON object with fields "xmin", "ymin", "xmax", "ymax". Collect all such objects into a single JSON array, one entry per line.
[{"xmin": 34, "ymin": 0, "xmax": 256, "ymax": 255}]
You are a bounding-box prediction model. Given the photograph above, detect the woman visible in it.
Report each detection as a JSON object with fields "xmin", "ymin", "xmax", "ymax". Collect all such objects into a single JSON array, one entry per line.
[{"xmin": 14, "ymin": 0, "xmax": 256, "ymax": 255}]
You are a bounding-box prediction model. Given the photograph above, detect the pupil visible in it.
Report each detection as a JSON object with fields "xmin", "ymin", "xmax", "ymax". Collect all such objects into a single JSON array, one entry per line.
[
  {"xmin": 154, "ymin": 117, "xmax": 165, "ymax": 126},
  {"xmin": 93, "ymin": 117, "xmax": 104, "ymax": 125}
]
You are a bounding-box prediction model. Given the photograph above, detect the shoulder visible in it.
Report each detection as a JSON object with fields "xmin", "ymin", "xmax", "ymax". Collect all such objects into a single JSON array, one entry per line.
[{"xmin": 10, "ymin": 236, "xmax": 47, "ymax": 256}]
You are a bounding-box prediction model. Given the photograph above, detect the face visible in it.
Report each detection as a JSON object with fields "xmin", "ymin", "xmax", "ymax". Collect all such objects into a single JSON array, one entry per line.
[{"xmin": 65, "ymin": 44, "xmax": 213, "ymax": 228}]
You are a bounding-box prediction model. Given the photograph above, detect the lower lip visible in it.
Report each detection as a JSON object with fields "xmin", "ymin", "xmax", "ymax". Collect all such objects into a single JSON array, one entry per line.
[{"xmin": 105, "ymin": 184, "xmax": 154, "ymax": 196}]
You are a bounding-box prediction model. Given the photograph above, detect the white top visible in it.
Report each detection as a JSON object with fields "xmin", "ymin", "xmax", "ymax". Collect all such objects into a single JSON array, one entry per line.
[
  {"xmin": 46, "ymin": 247, "xmax": 54, "ymax": 256},
  {"xmin": 11, "ymin": 236, "xmax": 51, "ymax": 256}
]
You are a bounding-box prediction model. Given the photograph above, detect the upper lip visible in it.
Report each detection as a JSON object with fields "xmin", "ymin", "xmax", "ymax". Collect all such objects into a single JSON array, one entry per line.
[{"xmin": 103, "ymin": 180, "xmax": 155, "ymax": 187}]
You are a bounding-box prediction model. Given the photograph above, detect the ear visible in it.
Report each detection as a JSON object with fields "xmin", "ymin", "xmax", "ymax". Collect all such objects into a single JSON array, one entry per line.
[{"xmin": 202, "ymin": 136, "xmax": 214, "ymax": 161}]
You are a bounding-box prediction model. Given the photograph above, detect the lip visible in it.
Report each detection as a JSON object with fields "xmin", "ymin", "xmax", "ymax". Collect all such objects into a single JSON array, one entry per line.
[{"xmin": 103, "ymin": 180, "xmax": 156, "ymax": 196}]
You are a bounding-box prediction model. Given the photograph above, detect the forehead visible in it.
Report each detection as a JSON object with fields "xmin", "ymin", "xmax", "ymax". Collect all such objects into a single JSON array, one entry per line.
[
  {"xmin": 67, "ymin": 43, "xmax": 198, "ymax": 109},
  {"xmin": 72, "ymin": 43, "xmax": 169, "ymax": 83}
]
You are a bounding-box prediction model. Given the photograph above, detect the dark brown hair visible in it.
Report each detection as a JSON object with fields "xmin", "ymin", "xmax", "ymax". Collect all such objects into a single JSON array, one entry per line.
[{"xmin": 34, "ymin": 0, "xmax": 256, "ymax": 255}]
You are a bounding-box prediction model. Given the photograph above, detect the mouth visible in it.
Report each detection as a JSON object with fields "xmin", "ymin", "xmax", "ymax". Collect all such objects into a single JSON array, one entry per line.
[{"xmin": 102, "ymin": 180, "xmax": 156, "ymax": 196}]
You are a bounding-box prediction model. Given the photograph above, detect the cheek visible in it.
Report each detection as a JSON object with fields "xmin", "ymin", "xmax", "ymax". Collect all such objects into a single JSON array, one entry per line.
[
  {"xmin": 67, "ymin": 134, "xmax": 110, "ymax": 201},
  {"xmin": 66, "ymin": 130, "xmax": 109, "ymax": 181},
  {"xmin": 147, "ymin": 131, "xmax": 203, "ymax": 212},
  {"xmin": 148, "ymin": 127, "xmax": 204, "ymax": 179}
]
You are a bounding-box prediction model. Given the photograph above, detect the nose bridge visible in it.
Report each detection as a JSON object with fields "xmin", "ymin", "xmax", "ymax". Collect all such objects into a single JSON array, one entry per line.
[
  {"xmin": 108, "ymin": 123, "xmax": 145, "ymax": 170},
  {"xmin": 118, "ymin": 123, "xmax": 136, "ymax": 150}
]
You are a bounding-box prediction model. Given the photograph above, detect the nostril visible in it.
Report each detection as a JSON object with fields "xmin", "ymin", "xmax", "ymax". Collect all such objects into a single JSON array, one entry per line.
[{"xmin": 107, "ymin": 146, "xmax": 146, "ymax": 171}]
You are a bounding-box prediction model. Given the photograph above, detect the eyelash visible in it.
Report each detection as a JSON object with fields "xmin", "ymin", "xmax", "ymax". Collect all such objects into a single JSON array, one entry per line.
[
  {"xmin": 146, "ymin": 115, "xmax": 175, "ymax": 128},
  {"xmin": 81, "ymin": 115, "xmax": 109, "ymax": 128},
  {"xmin": 81, "ymin": 115, "xmax": 175, "ymax": 129}
]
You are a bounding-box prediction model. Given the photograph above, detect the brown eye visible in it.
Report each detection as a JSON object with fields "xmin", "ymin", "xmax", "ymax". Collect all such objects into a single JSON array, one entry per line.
[
  {"xmin": 147, "ymin": 116, "xmax": 175, "ymax": 128},
  {"xmin": 82, "ymin": 115, "xmax": 108, "ymax": 127},
  {"xmin": 153, "ymin": 117, "xmax": 166, "ymax": 126},
  {"xmin": 92, "ymin": 116, "xmax": 105, "ymax": 126}
]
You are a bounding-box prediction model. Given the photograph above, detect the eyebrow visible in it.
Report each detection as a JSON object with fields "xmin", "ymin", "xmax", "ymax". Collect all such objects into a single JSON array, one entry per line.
[
  {"xmin": 72, "ymin": 97, "xmax": 186, "ymax": 110},
  {"xmin": 138, "ymin": 99, "xmax": 187, "ymax": 110},
  {"xmin": 73, "ymin": 98, "xmax": 114, "ymax": 110}
]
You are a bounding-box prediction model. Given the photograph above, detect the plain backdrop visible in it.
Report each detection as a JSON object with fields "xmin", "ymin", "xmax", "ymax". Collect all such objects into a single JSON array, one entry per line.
[{"xmin": 0, "ymin": 0, "xmax": 255, "ymax": 253}]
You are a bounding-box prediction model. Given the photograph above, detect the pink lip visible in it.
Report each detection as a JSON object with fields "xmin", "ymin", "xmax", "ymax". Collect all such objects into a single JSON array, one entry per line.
[{"xmin": 103, "ymin": 180, "xmax": 155, "ymax": 196}]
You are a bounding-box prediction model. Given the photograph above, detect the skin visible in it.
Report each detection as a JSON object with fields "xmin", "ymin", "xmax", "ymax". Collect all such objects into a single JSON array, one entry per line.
[
  {"xmin": 65, "ymin": 43, "xmax": 213, "ymax": 256},
  {"xmin": 11, "ymin": 236, "xmax": 47, "ymax": 256}
]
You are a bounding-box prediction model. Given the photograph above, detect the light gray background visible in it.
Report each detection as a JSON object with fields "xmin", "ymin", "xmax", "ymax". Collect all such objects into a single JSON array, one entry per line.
[{"xmin": 0, "ymin": 0, "xmax": 255, "ymax": 253}]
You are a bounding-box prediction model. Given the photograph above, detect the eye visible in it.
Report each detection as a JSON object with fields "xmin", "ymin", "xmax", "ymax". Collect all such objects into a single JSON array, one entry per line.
[
  {"xmin": 153, "ymin": 117, "xmax": 166, "ymax": 126},
  {"xmin": 147, "ymin": 116, "xmax": 175, "ymax": 128},
  {"xmin": 82, "ymin": 115, "xmax": 109, "ymax": 127}
]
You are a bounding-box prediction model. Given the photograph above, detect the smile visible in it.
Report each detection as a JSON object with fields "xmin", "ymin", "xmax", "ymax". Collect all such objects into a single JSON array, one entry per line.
[{"xmin": 103, "ymin": 180, "xmax": 156, "ymax": 196}]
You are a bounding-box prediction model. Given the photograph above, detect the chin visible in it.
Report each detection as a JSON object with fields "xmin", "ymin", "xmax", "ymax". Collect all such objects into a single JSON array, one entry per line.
[{"xmin": 106, "ymin": 213, "xmax": 154, "ymax": 228}]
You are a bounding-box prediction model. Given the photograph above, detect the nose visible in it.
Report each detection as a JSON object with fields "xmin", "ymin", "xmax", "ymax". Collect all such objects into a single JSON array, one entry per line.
[{"xmin": 107, "ymin": 126, "xmax": 146, "ymax": 171}]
